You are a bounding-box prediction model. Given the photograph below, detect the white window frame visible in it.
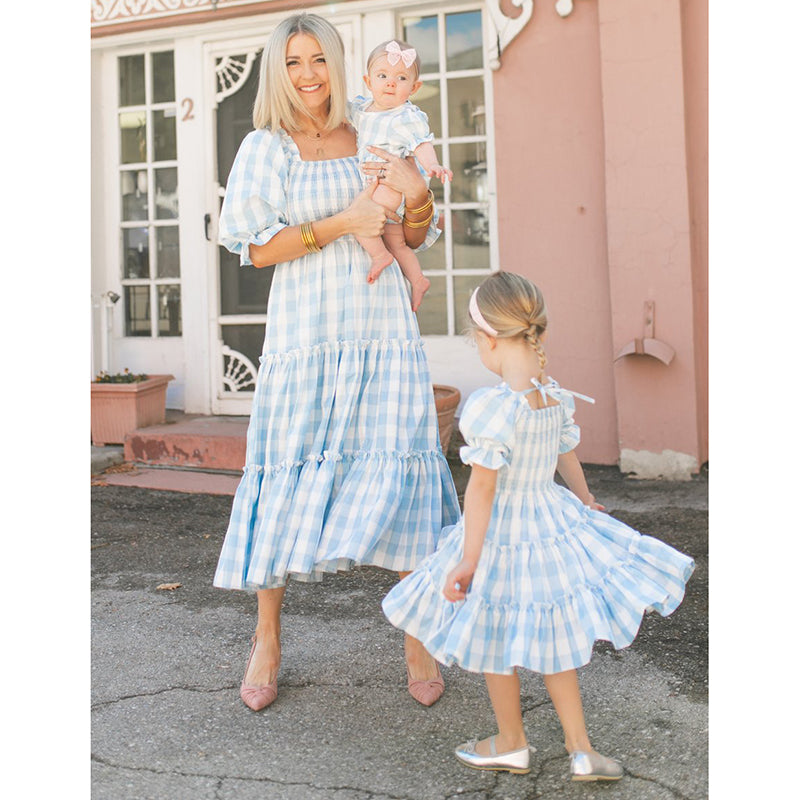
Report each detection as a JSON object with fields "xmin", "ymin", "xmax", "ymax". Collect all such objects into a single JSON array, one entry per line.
[
  {"xmin": 399, "ymin": 2, "xmax": 500, "ymax": 336},
  {"xmin": 116, "ymin": 47, "xmax": 183, "ymax": 339}
]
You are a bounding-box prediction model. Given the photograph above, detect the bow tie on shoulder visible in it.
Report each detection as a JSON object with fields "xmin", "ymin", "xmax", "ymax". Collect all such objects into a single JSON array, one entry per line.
[
  {"xmin": 530, "ymin": 377, "xmax": 595, "ymax": 406},
  {"xmin": 385, "ymin": 41, "xmax": 417, "ymax": 68}
]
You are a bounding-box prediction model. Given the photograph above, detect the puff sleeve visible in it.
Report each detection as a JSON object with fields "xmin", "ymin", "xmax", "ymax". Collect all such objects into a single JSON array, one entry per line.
[
  {"xmin": 218, "ymin": 129, "xmax": 290, "ymax": 267},
  {"xmin": 458, "ymin": 387, "xmax": 518, "ymax": 470},
  {"xmin": 558, "ymin": 391, "xmax": 581, "ymax": 454},
  {"xmin": 395, "ymin": 104, "xmax": 435, "ymax": 154}
]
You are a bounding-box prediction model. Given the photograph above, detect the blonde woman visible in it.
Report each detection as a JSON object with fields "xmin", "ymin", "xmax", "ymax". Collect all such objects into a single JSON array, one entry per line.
[{"xmin": 213, "ymin": 12, "xmax": 459, "ymax": 711}]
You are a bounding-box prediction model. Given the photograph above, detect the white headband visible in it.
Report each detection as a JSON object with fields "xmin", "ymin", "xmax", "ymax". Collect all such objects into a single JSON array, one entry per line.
[{"xmin": 469, "ymin": 288, "xmax": 498, "ymax": 336}]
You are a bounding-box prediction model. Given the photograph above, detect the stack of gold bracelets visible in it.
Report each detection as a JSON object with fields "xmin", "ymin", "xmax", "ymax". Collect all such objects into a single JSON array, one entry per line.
[
  {"xmin": 403, "ymin": 189, "xmax": 435, "ymax": 229},
  {"xmin": 300, "ymin": 221, "xmax": 322, "ymax": 253}
]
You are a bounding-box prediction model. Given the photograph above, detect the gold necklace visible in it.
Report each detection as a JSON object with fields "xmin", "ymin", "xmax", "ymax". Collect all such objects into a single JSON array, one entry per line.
[{"xmin": 296, "ymin": 124, "xmax": 336, "ymax": 157}]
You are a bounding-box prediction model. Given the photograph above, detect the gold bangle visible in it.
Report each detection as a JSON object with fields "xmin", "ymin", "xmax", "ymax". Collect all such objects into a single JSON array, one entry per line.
[
  {"xmin": 403, "ymin": 210, "xmax": 434, "ymax": 229},
  {"xmin": 404, "ymin": 189, "xmax": 434, "ymax": 216},
  {"xmin": 300, "ymin": 221, "xmax": 321, "ymax": 253}
]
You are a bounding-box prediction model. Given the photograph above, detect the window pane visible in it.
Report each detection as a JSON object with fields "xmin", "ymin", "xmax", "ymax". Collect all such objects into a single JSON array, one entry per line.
[
  {"xmin": 448, "ymin": 76, "xmax": 485, "ymax": 138},
  {"xmin": 155, "ymin": 168, "xmax": 178, "ymax": 219},
  {"xmin": 119, "ymin": 111, "xmax": 147, "ymax": 164},
  {"xmin": 151, "ymin": 51, "xmax": 175, "ymax": 103},
  {"xmin": 156, "ymin": 226, "xmax": 180, "ymax": 278},
  {"xmin": 403, "ymin": 15, "xmax": 439, "ymax": 73},
  {"xmin": 119, "ymin": 55, "xmax": 145, "ymax": 106},
  {"xmin": 446, "ymin": 11, "xmax": 483, "ymax": 70},
  {"xmin": 413, "ymin": 79, "xmax": 441, "ymax": 140},
  {"xmin": 452, "ymin": 209, "xmax": 490, "ymax": 269},
  {"xmin": 125, "ymin": 285, "xmax": 150, "ymax": 336},
  {"xmin": 416, "ymin": 275, "xmax": 447, "ymax": 335},
  {"xmin": 121, "ymin": 170, "xmax": 148, "ymax": 221},
  {"xmin": 158, "ymin": 285, "xmax": 182, "ymax": 336},
  {"xmin": 123, "ymin": 227, "xmax": 149, "ymax": 279},
  {"xmin": 449, "ymin": 142, "xmax": 489, "ymax": 203},
  {"xmin": 153, "ymin": 109, "xmax": 177, "ymax": 161},
  {"xmin": 453, "ymin": 274, "xmax": 488, "ymax": 332},
  {"xmin": 416, "ymin": 230, "xmax": 446, "ymax": 272}
]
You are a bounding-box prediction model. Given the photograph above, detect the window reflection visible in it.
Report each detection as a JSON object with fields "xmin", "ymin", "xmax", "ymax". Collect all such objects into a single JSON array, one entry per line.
[
  {"xmin": 125, "ymin": 286, "xmax": 150, "ymax": 336},
  {"xmin": 403, "ymin": 15, "xmax": 439, "ymax": 73},
  {"xmin": 447, "ymin": 76, "xmax": 485, "ymax": 138},
  {"xmin": 155, "ymin": 168, "xmax": 178, "ymax": 219},
  {"xmin": 119, "ymin": 111, "xmax": 147, "ymax": 163},
  {"xmin": 452, "ymin": 209, "xmax": 490, "ymax": 269},
  {"xmin": 123, "ymin": 228, "xmax": 149, "ymax": 279},
  {"xmin": 416, "ymin": 276, "xmax": 448, "ymax": 335},
  {"xmin": 153, "ymin": 109, "xmax": 177, "ymax": 161},
  {"xmin": 446, "ymin": 11, "xmax": 483, "ymax": 70},
  {"xmin": 156, "ymin": 227, "xmax": 180, "ymax": 278},
  {"xmin": 449, "ymin": 142, "xmax": 488, "ymax": 204},
  {"xmin": 121, "ymin": 170, "xmax": 148, "ymax": 221},
  {"xmin": 119, "ymin": 55, "xmax": 145, "ymax": 106},
  {"xmin": 151, "ymin": 51, "xmax": 175, "ymax": 103},
  {"xmin": 158, "ymin": 285, "xmax": 182, "ymax": 336}
]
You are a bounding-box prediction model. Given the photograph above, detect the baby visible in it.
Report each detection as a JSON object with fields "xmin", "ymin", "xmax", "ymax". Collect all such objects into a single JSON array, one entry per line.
[{"xmin": 350, "ymin": 40, "xmax": 453, "ymax": 312}]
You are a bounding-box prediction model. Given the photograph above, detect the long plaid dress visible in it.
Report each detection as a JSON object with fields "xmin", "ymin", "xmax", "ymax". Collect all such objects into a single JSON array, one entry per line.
[
  {"xmin": 382, "ymin": 382, "xmax": 695, "ymax": 675},
  {"xmin": 213, "ymin": 127, "xmax": 460, "ymax": 590}
]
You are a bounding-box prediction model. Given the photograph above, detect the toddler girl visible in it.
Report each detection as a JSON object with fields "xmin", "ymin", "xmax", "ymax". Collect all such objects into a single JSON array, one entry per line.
[
  {"xmin": 350, "ymin": 40, "xmax": 453, "ymax": 312},
  {"xmin": 382, "ymin": 271, "xmax": 695, "ymax": 781}
]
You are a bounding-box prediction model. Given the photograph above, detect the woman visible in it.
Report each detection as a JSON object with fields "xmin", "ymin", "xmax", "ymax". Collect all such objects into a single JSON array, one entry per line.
[{"xmin": 212, "ymin": 12, "xmax": 460, "ymax": 711}]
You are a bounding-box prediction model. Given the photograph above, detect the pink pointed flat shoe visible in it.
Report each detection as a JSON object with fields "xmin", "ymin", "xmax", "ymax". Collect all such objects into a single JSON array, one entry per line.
[
  {"xmin": 406, "ymin": 661, "xmax": 444, "ymax": 707},
  {"xmin": 239, "ymin": 636, "xmax": 278, "ymax": 711}
]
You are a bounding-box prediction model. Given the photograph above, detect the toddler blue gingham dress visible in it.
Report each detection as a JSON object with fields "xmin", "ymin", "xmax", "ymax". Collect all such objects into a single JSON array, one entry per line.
[
  {"xmin": 212, "ymin": 127, "xmax": 460, "ymax": 590},
  {"xmin": 382, "ymin": 381, "xmax": 695, "ymax": 675},
  {"xmin": 350, "ymin": 95, "xmax": 434, "ymax": 170}
]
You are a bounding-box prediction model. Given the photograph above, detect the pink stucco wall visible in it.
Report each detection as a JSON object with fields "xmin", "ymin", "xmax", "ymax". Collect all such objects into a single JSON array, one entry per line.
[
  {"xmin": 492, "ymin": 2, "xmax": 618, "ymax": 465},
  {"xmin": 493, "ymin": 0, "xmax": 706, "ymax": 473}
]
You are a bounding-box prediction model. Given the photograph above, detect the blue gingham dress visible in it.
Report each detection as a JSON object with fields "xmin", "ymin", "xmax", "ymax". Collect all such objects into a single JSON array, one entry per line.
[
  {"xmin": 382, "ymin": 381, "xmax": 695, "ymax": 675},
  {"xmin": 213, "ymin": 127, "xmax": 460, "ymax": 590}
]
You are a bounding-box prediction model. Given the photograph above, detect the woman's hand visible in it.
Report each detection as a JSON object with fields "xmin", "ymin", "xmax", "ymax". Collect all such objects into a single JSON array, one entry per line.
[
  {"xmin": 443, "ymin": 558, "xmax": 477, "ymax": 602},
  {"xmin": 364, "ymin": 145, "xmax": 428, "ymax": 208},
  {"xmin": 341, "ymin": 181, "xmax": 401, "ymax": 238}
]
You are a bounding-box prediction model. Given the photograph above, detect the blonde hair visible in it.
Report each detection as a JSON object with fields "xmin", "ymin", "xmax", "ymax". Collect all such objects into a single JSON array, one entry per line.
[
  {"xmin": 366, "ymin": 39, "xmax": 422, "ymax": 80},
  {"xmin": 252, "ymin": 13, "xmax": 347, "ymax": 132},
  {"xmin": 469, "ymin": 271, "xmax": 549, "ymax": 376}
]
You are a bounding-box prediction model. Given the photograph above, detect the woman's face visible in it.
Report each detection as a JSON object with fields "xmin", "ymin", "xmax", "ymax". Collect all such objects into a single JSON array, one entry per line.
[{"xmin": 285, "ymin": 33, "xmax": 331, "ymax": 117}]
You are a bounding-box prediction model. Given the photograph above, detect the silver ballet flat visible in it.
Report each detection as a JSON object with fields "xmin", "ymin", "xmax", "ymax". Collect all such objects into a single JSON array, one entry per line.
[
  {"xmin": 455, "ymin": 736, "xmax": 531, "ymax": 774},
  {"xmin": 570, "ymin": 750, "xmax": 624, "ymax": 781}
]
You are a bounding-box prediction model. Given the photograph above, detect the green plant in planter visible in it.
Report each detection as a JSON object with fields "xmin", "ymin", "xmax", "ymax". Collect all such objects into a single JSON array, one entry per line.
[{"xmin": 94, "ymin": 368, "xmax": 150, "ymax": 384}]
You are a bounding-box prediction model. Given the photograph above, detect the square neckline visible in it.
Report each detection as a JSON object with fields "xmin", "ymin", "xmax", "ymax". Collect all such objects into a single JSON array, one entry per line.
[{"xmin": 278, "ymin": 126, "xmax": 359, "ymax": 164}]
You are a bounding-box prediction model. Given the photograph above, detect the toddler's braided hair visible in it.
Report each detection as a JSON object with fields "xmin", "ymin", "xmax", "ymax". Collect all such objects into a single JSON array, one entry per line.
[{"xmin": 468, "ymin": 271, "xmax": 549, "ymax": 378}]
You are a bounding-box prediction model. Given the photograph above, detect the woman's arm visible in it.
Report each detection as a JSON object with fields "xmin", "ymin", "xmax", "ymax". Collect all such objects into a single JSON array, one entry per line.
[
  {"xmin": 556, "ymin": 450, "xmax": 605, "ymax": 510},
  {"xmin": 363, "ymin": 145, "xmax": 434, "ymax": 249},
  {"xmin": 248, "ymin": 181, "xmax": 401, "ymax": 267},
  {"xmin": 443, "ymin": 464, "xmax": 498, "ymax": 601}
]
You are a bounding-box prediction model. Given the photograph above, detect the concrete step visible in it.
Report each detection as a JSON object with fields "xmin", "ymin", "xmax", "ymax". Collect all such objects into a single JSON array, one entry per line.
[{"xmin": 123, "ymin": 411, "xmax": 248, "ymax": 472}]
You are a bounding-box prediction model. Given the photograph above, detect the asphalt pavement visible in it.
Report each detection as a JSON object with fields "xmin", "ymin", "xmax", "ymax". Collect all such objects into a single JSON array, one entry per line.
[{"xmin": 91, "ymin": 458, "xmax": 708, "ymax": 800}]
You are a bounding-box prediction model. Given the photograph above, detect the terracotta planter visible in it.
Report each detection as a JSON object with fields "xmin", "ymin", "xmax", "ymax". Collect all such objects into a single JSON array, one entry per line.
[
  {"xmin": 433, "ymin": 384, "xmax": 461, "ymax": 455},
  {"xmin": 91, "ymin": 374, "xmax": 174, "ymax": 446}
]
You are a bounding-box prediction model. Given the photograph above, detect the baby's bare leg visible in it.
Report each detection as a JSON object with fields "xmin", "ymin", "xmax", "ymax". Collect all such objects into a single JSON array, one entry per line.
[{"xmin": 381, "ymin": 224, "xmax": 431, "ymax": 312}]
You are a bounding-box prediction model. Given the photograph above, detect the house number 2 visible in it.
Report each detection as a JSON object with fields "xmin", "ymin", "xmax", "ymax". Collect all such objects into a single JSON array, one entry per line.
[{"xmin": 181, "ymin": 98, "xmax": 195, "ymax": 121}]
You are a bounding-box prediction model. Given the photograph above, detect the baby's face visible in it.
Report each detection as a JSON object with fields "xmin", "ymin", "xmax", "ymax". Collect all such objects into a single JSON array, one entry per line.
[{"xmin": 364, "ymin": 54, "xmax": 421, "ymax": 111}]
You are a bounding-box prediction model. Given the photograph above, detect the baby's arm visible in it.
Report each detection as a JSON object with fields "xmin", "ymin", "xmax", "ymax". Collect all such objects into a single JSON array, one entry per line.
[
  {"xmin": 443, "ymin": 464, "xmax": 497, "ymax": 601},
  {"xmin": 413, "ymin": 141, "xmax": 453, "ymax": 183},
  {"xmin": 556, "ymin": 450, "xmax": 605, "ymax": 511}
]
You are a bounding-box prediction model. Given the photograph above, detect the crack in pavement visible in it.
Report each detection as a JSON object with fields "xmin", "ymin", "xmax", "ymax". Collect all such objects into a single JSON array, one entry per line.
[{"xmin": 93, "ymin": 754, "xmax": 419, "ymax": 799}]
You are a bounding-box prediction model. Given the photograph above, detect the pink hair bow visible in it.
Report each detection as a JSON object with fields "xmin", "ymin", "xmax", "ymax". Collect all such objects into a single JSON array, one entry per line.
[{"xmin": 385, "ymin": 40, "xmax": 417, "ymax": 69}]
